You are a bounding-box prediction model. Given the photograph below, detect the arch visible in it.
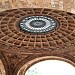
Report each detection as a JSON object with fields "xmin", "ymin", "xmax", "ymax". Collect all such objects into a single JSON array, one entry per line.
[{"xmin": 17, "ymin": 56, "xmax": 75, "ymax": 75}]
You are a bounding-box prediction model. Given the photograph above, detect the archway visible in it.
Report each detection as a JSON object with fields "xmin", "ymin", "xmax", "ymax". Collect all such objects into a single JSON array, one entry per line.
[{"xmin": 17, "ymin": 56, "xmax": 75, "ymax": 75}]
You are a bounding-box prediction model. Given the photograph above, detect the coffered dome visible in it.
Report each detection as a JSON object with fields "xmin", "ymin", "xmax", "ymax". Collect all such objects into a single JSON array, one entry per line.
[{"xmin": 0, "ymin": 8, "xmax": 75, "ymax": 50}]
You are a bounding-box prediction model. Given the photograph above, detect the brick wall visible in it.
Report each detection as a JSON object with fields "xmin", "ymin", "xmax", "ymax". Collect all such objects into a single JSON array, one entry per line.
[{"xmin": 0, "ymin": 0, "xmax": 75, "ymax": 13}]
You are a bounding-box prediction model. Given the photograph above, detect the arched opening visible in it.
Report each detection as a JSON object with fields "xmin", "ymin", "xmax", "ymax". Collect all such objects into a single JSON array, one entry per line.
[
  {"xmin": 17, "ymin": 56, "xmax": 75, "ymax": 75},
  {"xmin": 25, "ymin": 60, "xmax": 75, "ymax": 75}
]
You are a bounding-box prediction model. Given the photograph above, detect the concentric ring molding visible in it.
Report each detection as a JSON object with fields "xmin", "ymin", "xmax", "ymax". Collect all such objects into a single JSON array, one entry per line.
[{"xmin": 0, "ymin": 8, "xmax": 75, "ymax": 75}]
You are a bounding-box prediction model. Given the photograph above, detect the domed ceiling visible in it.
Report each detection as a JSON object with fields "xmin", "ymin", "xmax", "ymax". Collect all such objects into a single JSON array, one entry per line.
[
  {"xmin": 0, "ymin": 0, "xmax": 75, "ymax": 13},
  {"xmin": 0, "ymin": 1, "xmax": 75, "ymax": 75},
  {"xmin": 0, "ymin": 8, "xmax": 75, "ymax": 75}
]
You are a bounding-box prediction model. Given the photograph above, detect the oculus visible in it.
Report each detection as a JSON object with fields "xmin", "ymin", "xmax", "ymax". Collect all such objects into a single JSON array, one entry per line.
[{"xmin": 19, "ymin": 16, "xmax": 58, "ymax": 33}]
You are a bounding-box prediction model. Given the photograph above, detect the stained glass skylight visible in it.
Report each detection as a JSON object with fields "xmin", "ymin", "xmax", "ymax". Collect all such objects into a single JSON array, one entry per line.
[{"xmin": 19, "ymin": 16, "xmax": 58, "ymax": 34}]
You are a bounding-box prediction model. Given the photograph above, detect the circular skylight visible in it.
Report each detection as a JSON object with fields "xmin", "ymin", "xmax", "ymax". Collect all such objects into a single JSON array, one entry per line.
[
  {"xmin": 25, "ymin": 60, "xmax": 75, "ymax": 75},
  {"xmin": 19, "ymin": 16, "xmax": 58, "ymax": 33}
]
